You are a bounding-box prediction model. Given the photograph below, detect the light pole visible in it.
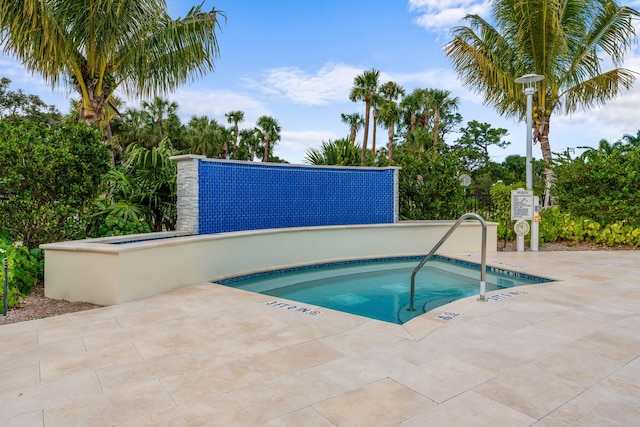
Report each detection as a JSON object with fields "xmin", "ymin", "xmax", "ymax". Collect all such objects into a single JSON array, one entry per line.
[{"xmin": 515, "ymin": 73, "xmax": 544, "ymax": 251}]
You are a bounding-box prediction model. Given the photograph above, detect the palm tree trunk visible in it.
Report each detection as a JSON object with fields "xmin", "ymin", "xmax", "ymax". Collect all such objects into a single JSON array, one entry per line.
[
  {"xmin": 233, "ymin": 125, "xmax": 239, "ymax": 150},
  {"xmin": 362, "ymin": 101, "xmax": 370, "ymax": 162},
  {"xmin": 263, "ymin": 137, "xmax": 270, "ymax": 162},
  {"xmin": 420, "ymin": 110, "xmax": 429, "ymax": 129},
  {"xmin": 387, "ymin": 125, "xmax": 394, "ymax": 160},
  {"xmin": 372, "ymin": 111, "xmax": 378, "ymax": 155},
  {"xmin": 222, "ymin": 140, "xmax": 228, "ymax": 159},
  {"xmin": 432, "ymin": 110, "xmax": 440, "ymax": 149},
  {"xmin": 350, "ymin": 126, "xmax": 357, "ymax": 146},
  {"xmin": 409, "ymin": 113, "xmax": 416, "ymax": 134},
  {"xmin": 536, "ymin": 116, "xmax": 554, "ymax": 206},
  {"xmin": 105, "ymin": 122, "xmax": 115, "ymax": 167}
]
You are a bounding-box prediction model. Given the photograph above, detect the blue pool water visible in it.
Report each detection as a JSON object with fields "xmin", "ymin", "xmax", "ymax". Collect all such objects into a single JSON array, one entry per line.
[{"xmin": 216, "ymin": 256, "xmax": 553, "ymax": 324}]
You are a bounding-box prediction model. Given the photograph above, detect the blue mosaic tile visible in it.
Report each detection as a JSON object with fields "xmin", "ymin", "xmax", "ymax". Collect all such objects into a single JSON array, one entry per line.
[{"xmin": 198, "ymin": 161, "xmax": 395, "ymax": 234}]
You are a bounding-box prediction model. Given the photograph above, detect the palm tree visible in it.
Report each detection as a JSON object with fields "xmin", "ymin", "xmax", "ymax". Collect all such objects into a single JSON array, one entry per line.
[
  {"xmin": 370, "ymin": 93, "xmax": 385, "ymax": 155},
  {"xmin": 349, "ymin": 69, "xmax": 380, "ymax": 161},
  {"xmin": 186, "ymin": 116, "xmax": 227, "ymax": 158},
  {"xmin": 400, "ymin": 89, "xmax": 424, "ymax": 136},
  {"xmin": 428, "ymin": 89, "xmax": 459, "ymax": 148},
  {"xmin": 378, "ymin": 81, "xmax": 405, "ymax": 161},
  {"xmin": 380, "ymin": 82, "xmax": 405, "ymax": 105},
  {"xmin": 255, "ymin": 116, "xmax": 281, "ymax": 162},
  {"xmin": 622, "ymin": 130, "xmax": 640, "ymax": 148},
  {"xmin": 0, "ymin": 1, "xmax": 224, "ymax": 127},
  {"xmin": 305, "ymin": 138, "xmax": 361, "ymax": 166},
  {"xmin": 445, "ymin": 0, "xmax": 639, "ymax": 201},
  {"xmin": 103, "ymin": 138, "xmax": 178, "ymax": 232},
  {"xmin": 225, "ymin": 110, "xmax": 245, "ymax": 155},
  {"xmin": 141, "ymin": 97, "xmax": 180, "ymax": 143},
  {"xmin": 418, "ymin": 89, "xmax": 433, "ymax": 130},
  {"xmin": 114, "ymin": 108, "xmax": 147, "ymax": 153},
  {"xmin": 378, "ymin": 102, "xmax": 402, "ymax": 161},
  {"xmin": 579, "ymin": 138, "xmax": 625, "ymax": 158},
  {"xmin": 340, "ymin": 113, "xmax": 365, "ymax": 145},
  {"xmin": 238, "ymin": 129, "xmax": 260, "ymax": 161}
]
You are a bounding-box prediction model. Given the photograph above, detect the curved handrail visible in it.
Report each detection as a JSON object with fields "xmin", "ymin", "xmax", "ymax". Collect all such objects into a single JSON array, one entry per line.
[{"xmin": 408, "ymin": 213, "xmax": 487, "ymax": 311}]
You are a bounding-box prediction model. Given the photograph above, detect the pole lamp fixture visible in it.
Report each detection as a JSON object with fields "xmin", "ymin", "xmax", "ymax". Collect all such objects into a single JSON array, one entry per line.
[
  {"xmin": 515, "ymin": 73, "xmax": 544, "ymax": 252},
  {"xmin": 514, "ymin": 73, "xmax": 545, "ymax": 191}
]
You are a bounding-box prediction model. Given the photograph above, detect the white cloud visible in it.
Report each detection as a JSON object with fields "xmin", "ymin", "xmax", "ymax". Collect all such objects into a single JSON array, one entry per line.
[
  {"xmin": 244, "ymin": 63, "xmax": 364, "ymax": 105},
  {"xmin": 168, "ymin": 89, "xmax": 269, "ymax": 124},
  {"xmin": 276, "ymin": 129, "xmax": 340, "ymax": 165},
  {"xmin": 0, "ymin": 57, "xmax": 72, "ymax": 111},
  {"xmin": 408, "ymin": 0, "xmax": 491, "ymax": 32},
  {"xmin": 552, "ymin": 49, "xmax": 640, "ymax": 147},
  {"xmin": 280, "ymin": 129, "xmax": 338, "ymax": 151}
]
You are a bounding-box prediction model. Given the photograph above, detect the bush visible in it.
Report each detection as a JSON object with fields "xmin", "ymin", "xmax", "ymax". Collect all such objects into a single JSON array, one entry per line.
[
  {"xmin": 0, "ymin": 237, "xmax": 42, "ymax": 309},
  {"xmin": 0, "ymin": 121, "xmax": 111, "ymax": 247},
  {"xmin": 89, "ymin": 200, "xmax": 152, "ymax": 237},
  {"xmin": 538, "ymin": 208, "xmax": 640, "ymax": 247},
  {"xmin": 488, "ymin": 181, "xmax": 526, "ymax": 242},
  {"xmin": 395, "ymin": 147, "xmax": 467, "ymax": 220},
  {"xmin": 553, "ymin": 148, "xmax": 640, "ymax": 226}
]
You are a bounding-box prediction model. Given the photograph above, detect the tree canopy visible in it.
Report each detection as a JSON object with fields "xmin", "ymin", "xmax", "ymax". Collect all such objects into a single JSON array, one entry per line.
[
  {"xmin": 0, "ymin": 0, "xmax": 224, "ymax": 125},
  {"xmin": 445, "ymin": 0, "xmax": 640, "ymax": 197}
]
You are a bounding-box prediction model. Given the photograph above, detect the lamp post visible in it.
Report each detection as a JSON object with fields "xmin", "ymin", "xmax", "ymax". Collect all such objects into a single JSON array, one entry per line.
[{"xmin": 515, "ymin": 73, "xmax": 544, "ymax": 251}]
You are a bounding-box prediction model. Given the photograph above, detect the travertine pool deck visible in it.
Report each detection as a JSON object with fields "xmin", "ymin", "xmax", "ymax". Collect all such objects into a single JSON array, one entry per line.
[{"xmin": 1, "ymin": 250, "xmax": 639, "ymax": 426}]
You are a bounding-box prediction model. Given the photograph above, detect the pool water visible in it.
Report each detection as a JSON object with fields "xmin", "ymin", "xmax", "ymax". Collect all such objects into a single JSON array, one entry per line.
[{"xmin": 216, "ymin": 257, "xmax": 553, "ymax": 324}]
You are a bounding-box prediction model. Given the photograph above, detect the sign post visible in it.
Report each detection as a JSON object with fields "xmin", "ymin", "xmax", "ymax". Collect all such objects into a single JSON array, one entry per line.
[
  {"xmin": 511, "ymin": 188, "xmax": 533, "ymax": 252},
  {"xmin": 531, "ymin": 196, "xmax": 540, "ymax": 251}
]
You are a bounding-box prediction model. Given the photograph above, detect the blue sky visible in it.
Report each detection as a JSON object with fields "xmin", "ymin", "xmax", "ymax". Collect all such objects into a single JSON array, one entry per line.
[{"xmin": 2, "ymin": 0, "xmax": 640, "ymax": 164}]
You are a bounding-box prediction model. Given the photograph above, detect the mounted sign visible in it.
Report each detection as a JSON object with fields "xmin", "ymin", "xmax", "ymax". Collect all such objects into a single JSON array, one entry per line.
[{"xmin": 511, "ymin": 188, "xmax": 534, "ymax": 220}]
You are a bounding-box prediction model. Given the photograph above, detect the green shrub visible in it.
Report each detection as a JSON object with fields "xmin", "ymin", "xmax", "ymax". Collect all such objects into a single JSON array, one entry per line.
[
  {"xmin": 395, "ymin": 147, "xmax": 467, "ymax": 220},
  {"xmin": 0, "ymin": 121, "xmax": 111, "ymax": 247},
  {"xmin": 538, "ymin": 208, "xmax": 640, "ymax": 247},
  {"xmin": 488, "ymin": 181, "xmax": 526, "ymax": 241},
  {"xmin": 89, "ymin": 200, "xmax": 152, "ymax": 237},
  {"xmin": 553, "ymin": 148, "xmax": 640, "ymax": 227},
  {"xmin": 0, "ymin": 238, "xmax": 42, "ymax": 309}
]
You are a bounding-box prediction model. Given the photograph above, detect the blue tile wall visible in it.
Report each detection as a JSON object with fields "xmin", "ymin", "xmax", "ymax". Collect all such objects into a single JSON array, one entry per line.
[{"xmin": 198, "ymin": 161, "xmax": 395, "ymax": 234}]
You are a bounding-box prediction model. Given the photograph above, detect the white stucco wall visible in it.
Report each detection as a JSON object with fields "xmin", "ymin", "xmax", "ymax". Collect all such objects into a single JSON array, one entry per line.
[{"xmin": 41, "ymin": 221, "xmax": 497, "ymax": 306}]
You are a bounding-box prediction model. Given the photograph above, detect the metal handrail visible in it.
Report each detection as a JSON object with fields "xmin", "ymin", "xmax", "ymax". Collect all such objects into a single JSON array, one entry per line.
[{"xmin": 408, "ymin": 213, "xmax": 487, "ymax": 311}]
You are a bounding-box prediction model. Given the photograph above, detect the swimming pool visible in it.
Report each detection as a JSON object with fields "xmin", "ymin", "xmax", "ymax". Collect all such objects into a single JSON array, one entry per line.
[{"xmin": 216, "ymin": 256, "xmax": 553, "ymax": 324}]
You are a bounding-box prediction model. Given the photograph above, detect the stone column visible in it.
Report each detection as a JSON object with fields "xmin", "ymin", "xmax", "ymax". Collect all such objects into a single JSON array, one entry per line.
[
  {"xmin": 170, "ymin": 155, "xmax": 205, "ymax": 234},
  {"xmin": 391, "ymin": 167, "xmax": 401, "ymax": 223}
]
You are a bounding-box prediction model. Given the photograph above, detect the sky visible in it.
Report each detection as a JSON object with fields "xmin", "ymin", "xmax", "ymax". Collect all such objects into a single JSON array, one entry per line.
[{"xmin": 2, "ymin": 0, "xmax": 640, "ymax": 165}]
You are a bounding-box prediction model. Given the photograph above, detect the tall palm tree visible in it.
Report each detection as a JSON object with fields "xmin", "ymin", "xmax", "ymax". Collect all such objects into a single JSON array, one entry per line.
[
  {"xmin": 378, "ymin": 81, "xmax": 405, "ymax": 161},
  {"xmin": 400, "ymin": 89, "xmax": 424, "ymax": 135},
  {"xmin": 428, "ymin": 89, "xmax": 459, "ymax": 148},
  {"xmin": 0, "ymin": 1, "xmax": 224, "ymax": 127},
  {"xmin": 186, "ymin": 116, "xmax": 225, "ymax": 158},
  {"xmin": 349, "ymin": 69, "xmax": 380, "ymax": 161},
  {"xmin": 225, "ymin": 110, "xmax": 245, "ymax": 155},
  {"xmin": 378, "ymin": 101, "xmax": 402, "ymax": 161},
  {"xmin": 418, "ymin": 89, "xmax": 433, "ymax": 130},
  {"xmin": 370, "ymin": 93, "xmax": 384, "ymax": 155},
  {"xmin": 380, "ymin": 81, "xmax": 405, "ymax": 105},
  {"xmin": 445, "ymin": 0, "xmax": 639, "ymax": 201},
  {"xmin": 141, "ymin": 97, "xmax": 180, "ymax": 143},
  {"xmin": 340, "ymin": 113, "xmax": 365, "ymax": 145},
  {"xmin": 238, "ymin": 129, "xmax": 260, "ymax": 161},
  {"xmin": 255, "ymin": 116, "xmax": 281, "ymax": 162}
]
